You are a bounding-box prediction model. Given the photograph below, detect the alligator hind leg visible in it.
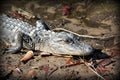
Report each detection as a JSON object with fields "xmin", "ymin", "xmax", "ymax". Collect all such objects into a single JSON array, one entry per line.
[
  {"xmin": 5, "ymin": 31, "xmax": 23, "ymax": 53},
  {"xmin": 23, "ymin": 42, "xmax": 35, "ymax": 51}
]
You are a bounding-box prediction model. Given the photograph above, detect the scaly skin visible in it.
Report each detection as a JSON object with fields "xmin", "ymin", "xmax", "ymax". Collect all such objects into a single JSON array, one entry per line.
[{"xmin": 0, "ymin": 14, "xmax": 94, "ymax": 56}]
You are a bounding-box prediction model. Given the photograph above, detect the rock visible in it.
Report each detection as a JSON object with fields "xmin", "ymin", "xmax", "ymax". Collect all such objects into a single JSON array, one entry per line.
[
  {"xmin": 77, "ymin": 29, "xmax": 88, "ymax": 35},
  {"xmin": 23, "ymin": 69, "xmax": 37, "ymax": 80},
  {"xmin": 63, "ymin": 17, "xmax": 80, "ymax": 24},
  {"xmin": 46, "ymin": 7, "xmax": 56, "ymax": 14},
  {"xmin": 11, "ymin": 6, "xmax": 35, "ymax": 19},
  {"xmin": 25, "ymin": 1, "xmax": 40, "ymax": 11},
  {"xmin": 76, "ymin": 5, "xmax": 86, "ymax": 13}
]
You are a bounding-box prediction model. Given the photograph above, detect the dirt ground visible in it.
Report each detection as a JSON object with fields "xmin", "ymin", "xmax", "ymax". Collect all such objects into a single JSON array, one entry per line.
[{"xmin": 0, "ymin": 0, "xmax": 120, "ymax": 80}]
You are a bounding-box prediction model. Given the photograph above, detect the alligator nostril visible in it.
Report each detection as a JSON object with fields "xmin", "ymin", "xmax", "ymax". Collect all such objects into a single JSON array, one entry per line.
[
  {"xmin": 88, "ymin": 46, "xmax": 93, "ymax": 52},
  {"xmin": 89, "ymin": 46, "xmax": 94, "ymax": 52}
]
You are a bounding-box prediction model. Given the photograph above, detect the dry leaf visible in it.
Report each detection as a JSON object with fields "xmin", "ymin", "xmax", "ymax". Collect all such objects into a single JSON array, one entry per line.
[{"xmin": 20, "ymin": 51, "xmax": 34, "ymax": 62}]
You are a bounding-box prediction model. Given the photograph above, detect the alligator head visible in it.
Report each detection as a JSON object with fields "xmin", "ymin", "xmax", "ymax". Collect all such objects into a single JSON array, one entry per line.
[{"xmin": 37, "ymin": 30, "xmax": 94, "ymax": 56}]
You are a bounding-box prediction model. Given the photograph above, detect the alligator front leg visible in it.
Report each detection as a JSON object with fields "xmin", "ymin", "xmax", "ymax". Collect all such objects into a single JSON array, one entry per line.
[
  {"xmin": 23, "ymin": 34, "xmax": 35, "ymax": 51},
  {"xmin": 23, "ymin": 42, "xmax": 35, "ymax": 51},
  {"xmin": 5, "ymin": 31, "xmax": 23, "ymax": 54}
]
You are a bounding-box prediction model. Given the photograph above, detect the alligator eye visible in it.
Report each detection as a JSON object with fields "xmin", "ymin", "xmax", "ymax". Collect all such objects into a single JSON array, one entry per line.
[
  {"xmin": 64, "ymin": 39, "xmax": 70, "ymax": 44},
  {"xmin": 64, "ymin": 39, "xmax": 73, "ymax": 44},
  {"xmin": 57, "ymin": 39, "xmax": 73, "ymax": 44}
]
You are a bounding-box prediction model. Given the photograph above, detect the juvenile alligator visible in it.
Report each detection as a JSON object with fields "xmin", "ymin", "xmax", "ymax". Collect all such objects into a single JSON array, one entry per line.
[{"xmin": 0, "ymin": 14, "xmax": 94, "ymax": 56}]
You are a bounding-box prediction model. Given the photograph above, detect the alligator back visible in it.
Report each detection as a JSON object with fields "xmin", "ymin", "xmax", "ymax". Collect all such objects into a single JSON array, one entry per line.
[{"xmin": 0, "ymin": 14, "xmax": 36, "ymax": 35}]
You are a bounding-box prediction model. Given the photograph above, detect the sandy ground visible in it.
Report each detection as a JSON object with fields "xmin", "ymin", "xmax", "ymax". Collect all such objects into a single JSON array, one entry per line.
[{"xmin": 0, "ymin": 0, "xmax": 120, "ymax": 80}]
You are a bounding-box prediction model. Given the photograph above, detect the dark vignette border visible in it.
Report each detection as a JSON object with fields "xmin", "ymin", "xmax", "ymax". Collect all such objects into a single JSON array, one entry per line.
[{"xmin": 0, "ymin": 0, "xmax": 120, "ymax": 80}]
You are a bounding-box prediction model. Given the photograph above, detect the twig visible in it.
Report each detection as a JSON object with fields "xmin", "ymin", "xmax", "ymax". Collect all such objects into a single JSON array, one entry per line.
[
  {"xmin": 60, "ymin": 62, "xmax": 84, "ymax": 69},
  {"xmin": 48, "ymin": 65, "xmax": 58, "ymax": 76},
  {"xmin": 53, "ymin": 28, "xmax": 114, "ymax": 40},
  {"xmin": 79, "ymin": 57, "xmax": 106, "ymax": 80}
]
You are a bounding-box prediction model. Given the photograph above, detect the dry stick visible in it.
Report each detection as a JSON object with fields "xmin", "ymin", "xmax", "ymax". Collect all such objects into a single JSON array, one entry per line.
[
  {"xmin": 79, "ymin": 57, "xmax": 106, "ymax": 80},
  {"xmin": 53, "ymin": 28, "xmax": 114, "ymax": 40}
]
